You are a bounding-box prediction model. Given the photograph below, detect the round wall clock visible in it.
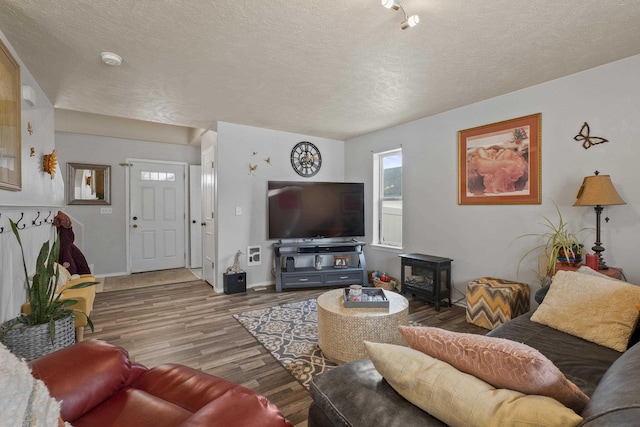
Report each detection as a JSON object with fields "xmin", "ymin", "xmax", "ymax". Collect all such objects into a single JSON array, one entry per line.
[{"xmin": 290, "ymin": 141, "xmax": 322, "ymax": 177}]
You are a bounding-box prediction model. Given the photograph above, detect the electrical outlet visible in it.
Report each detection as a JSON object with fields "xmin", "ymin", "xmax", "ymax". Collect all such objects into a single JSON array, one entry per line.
[{"xmin": 235, "ymin": 206, "xmax": 242, "ymax": 216}]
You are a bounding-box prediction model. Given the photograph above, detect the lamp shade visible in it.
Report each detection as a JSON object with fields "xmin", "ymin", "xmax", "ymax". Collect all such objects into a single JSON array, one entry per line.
[{"xmin": 573, "ymin": 175, "xmax": 626, "ymax": 207}]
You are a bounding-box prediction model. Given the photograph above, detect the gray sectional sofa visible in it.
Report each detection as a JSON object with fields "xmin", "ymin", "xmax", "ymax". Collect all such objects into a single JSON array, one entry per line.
[{"xmin": 308, "ymin": 311, "xmax": 640, "ymax": 426}]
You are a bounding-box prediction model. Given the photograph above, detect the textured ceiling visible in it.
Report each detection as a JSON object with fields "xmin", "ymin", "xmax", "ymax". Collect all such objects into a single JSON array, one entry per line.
[{"xmin": 2, "ymin": 1, "xmax": 640, "ymax": 141}]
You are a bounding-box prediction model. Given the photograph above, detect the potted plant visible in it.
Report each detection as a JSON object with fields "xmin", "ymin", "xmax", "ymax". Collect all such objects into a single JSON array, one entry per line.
[
  {"xmin": 517, "ymin": 203, "xmax": 588, "ymax": 278},
  {"xmin": 0, "ymin": 219, "xmax": 97, "ymax": 360}
]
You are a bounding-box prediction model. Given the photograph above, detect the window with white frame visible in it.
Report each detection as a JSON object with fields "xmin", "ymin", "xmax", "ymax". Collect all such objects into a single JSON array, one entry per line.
[{"xmin": 373, "ymin": 149, "xmax": 402, "ymax": 247}]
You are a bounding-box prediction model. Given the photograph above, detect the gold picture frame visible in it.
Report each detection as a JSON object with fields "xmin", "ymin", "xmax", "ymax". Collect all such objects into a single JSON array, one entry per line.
[
  {"xmin": 458, "ymin": 113, "xmax": 541, "ymax": 205},
  {"xmin": 0, "ymin": 38, "xmax": 21, "ymax": 191}
]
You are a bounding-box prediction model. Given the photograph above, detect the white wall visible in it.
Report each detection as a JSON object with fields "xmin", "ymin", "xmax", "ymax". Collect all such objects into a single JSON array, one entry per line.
[
  {"xmin": 0, "ymin": 31, "xmax": 61, "ymax": 323},
  {"xmin": 346, "ymin": 54, "xmax": 640, "ymax": 306},
  {"xmin": 55, "ymin": 132, "xmax": 200, "ymax": 275},
  {"xmin": 215, "ymin": 122, "xmax": 345, "ymax": 291}
]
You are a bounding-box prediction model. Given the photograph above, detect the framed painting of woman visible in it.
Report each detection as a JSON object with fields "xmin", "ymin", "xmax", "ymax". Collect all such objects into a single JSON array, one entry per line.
[{"xmin": 458, "ymin": 113, "xmax": 541, "ymax": 205}]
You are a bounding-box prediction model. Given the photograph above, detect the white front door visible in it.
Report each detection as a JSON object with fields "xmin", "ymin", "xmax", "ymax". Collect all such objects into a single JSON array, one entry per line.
[
  {"xmin": 189, "ymin": 165, "xmax": 202, "ymax": 268},
  {"xmin": 202, "ymin": 148, "xmax": 216, "ymax": 287},
  {"xmin": 130, "ymin": 161, "xmax": 187, "ymax": 273}
]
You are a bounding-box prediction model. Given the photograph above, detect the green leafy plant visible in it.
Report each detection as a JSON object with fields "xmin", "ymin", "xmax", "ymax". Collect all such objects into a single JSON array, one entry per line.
[
  {"xmin": 516, "ymin": 202, "xmax": 589, "ymax": 278},
  {"xmin": 7, "ymin": 219, "xmax": 97, "ymax": 342}
]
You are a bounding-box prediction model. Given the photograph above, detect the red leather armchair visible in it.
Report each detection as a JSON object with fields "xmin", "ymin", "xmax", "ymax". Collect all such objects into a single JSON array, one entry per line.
[{"xmin": 29, "ymin": 340, "xmax": 293, "ymax": 427}]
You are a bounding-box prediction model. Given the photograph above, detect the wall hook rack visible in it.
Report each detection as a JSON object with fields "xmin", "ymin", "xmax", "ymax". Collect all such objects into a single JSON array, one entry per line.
[
  {"xmin": 15, "ymin": 212, "xmax": 26, "ymax": 229},
  {"xmin": 32, "ymin": 211, "xmax": 42, "ymax": 226}
]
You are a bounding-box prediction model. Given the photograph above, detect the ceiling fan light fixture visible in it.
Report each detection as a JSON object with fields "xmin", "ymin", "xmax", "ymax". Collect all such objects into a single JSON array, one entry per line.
[
  {"xmin": 101, "ymin": 51, "xmax": 122, "ymax": 66},
  {"xmin": 401, "ymin": 14, "xmax": 420, "ymax": 29}
]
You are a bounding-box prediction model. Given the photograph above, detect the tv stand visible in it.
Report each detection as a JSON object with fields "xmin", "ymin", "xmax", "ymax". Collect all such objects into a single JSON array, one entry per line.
[{"xmin": 273, "ymin": 241, "xmax": 367, "ymax": 292}]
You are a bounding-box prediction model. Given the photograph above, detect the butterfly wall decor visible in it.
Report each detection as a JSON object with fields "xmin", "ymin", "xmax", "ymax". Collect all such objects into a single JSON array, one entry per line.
[{"xmin": 574, "ymin": 122, "xmax": 608, "ymax": 149}]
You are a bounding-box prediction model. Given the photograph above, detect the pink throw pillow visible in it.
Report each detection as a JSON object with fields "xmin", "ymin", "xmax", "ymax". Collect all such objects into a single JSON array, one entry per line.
[{"xmin": 399, "ymin": 326, "xmax": 589, "ymax": 413}]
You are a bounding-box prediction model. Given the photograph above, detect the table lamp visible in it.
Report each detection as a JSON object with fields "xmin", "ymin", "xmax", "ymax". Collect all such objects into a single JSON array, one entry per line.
[{"xmin": 573, "ymin": 172, "xmax": 626, "ymax": 270}]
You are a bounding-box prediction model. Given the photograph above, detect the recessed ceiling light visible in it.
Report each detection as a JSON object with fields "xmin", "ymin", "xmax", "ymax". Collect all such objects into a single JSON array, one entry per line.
[{"xmin": 101, "ymin": 52, "xmax": 122, "ymax": 66}]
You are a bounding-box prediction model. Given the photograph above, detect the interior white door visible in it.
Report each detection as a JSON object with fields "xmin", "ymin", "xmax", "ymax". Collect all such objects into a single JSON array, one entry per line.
[
  {"xmin": 130, "ymin": 161, "xmax": 186, "ymax": 273},
  {"xmin": 189, "ymin": 165, "xmax": 202, "ymax": 268},
  {"xmin": 202, "ymin": 149, "xmax": 216, "ymax": 287}
]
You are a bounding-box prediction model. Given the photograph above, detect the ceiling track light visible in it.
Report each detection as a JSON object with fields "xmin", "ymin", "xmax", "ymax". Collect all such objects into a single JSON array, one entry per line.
[
  {"xmin": 381, "ymin": 0, "xmax": 419, "ymax": 30},
  {"xmin": 382, "ymin": 0, "xmax": 400, "ymax": 10}
]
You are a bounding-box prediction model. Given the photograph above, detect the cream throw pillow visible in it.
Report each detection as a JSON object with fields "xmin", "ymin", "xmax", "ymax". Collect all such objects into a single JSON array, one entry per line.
[
  {"xmin": 53, "ymin": 263, "xmax": 72, "ymax": 292},
  {"xmin": 399, "ymin": 326, "xmax": 589, "ymax": 413},
  {"xmin": 531, "ymin": 270, "xmax": 640, "ymax": 352},
  {"xmin": 365, "ymin": 341, "xmax": 583, "ymax": 427}
]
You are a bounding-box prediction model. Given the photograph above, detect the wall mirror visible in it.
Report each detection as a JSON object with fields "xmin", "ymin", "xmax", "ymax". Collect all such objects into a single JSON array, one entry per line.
[{"xmin": 67, "ymin": 163, "xmax": 111, "ymax": 205}]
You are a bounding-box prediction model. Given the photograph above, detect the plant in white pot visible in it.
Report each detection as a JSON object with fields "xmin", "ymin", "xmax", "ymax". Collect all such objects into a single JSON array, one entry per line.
[{"xmin": 0, "ymin": 219, "xmax": 97, "ymax": 360}]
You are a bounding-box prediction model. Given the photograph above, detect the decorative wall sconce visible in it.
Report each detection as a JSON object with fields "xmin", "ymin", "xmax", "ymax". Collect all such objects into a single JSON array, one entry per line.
[
  {"xmin": 382, "ymin": 0, "xmax": 420, "ymax": 30},
  {"xmin": 43, "ymin": 149, "xmax": 57, "ymax": 179}
]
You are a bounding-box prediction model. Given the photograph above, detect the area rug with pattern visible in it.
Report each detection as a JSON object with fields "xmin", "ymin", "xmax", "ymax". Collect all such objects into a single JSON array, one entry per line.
[{"xmin": 233, "ymin": 298, "xmax": 337, "ymax": 389}]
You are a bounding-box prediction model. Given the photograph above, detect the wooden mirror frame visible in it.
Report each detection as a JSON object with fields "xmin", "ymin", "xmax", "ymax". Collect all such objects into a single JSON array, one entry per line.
[{"xmin": 67, "ymin": 162, "xmax": 111, "ymax": 205}]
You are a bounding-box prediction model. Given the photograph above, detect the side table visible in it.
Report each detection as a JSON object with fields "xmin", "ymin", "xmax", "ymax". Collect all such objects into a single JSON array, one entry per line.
[
  {"xmin": 317, "ymin": 288, "xmax": 408, "ymax": 364},
  {"xmin": 552, "ymin": 264, "xmax": 624, "ymax": 280}
]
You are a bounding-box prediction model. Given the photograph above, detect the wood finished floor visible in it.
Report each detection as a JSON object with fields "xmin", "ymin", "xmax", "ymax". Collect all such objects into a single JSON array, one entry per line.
[{"xmin": 89, "ymin": 279, "xmax": 486, "ymax": 427}]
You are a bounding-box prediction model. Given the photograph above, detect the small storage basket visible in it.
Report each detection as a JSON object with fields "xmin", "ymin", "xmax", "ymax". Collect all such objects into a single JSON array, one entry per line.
[{"xmin": 373, "ymin": 276, "xmax": 400, "ymax": 292}]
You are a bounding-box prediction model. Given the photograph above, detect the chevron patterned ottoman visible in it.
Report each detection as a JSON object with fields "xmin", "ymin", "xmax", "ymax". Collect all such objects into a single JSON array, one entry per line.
[{"xmin": 465, "ymin": 277, "xmax": 530, "ymax": 330}]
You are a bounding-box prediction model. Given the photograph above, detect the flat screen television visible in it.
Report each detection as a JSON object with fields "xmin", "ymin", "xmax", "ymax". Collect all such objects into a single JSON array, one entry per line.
[{"xmin": 268, "ymin": 181, "xmax": 365, "ymax": 240}]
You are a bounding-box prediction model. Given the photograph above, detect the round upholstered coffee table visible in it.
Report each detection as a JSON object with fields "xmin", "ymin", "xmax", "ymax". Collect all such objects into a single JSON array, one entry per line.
[{"xmin": 317, "ymin": 288, "xmax": 409, "ymax": 364}]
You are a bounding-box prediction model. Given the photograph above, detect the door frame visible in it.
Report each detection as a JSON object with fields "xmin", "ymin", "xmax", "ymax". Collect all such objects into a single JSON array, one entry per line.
[
  {"xmin": 201, "ymin": 146, "xmax": 217, "ymax": 290},
  {"xmin": 189, "ymin": 164, "xmax": 202, "ymax": 269},
  {"xmin": 125, "ymin": 157, "xmax": 190, "ymax": 274}
]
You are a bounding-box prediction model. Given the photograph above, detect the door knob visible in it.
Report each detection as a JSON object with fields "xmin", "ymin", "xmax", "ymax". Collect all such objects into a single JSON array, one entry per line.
[
  {"xmin": 201, "ymin": 222, "xmax": 206, "ymax": 226},
  {"xmin": 132, "ymin": 224, "xmax": 138, "ymax": 228},
  {"xmin": 192, "ymin": 220, "xmax": 197, "ymax": 224}
]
